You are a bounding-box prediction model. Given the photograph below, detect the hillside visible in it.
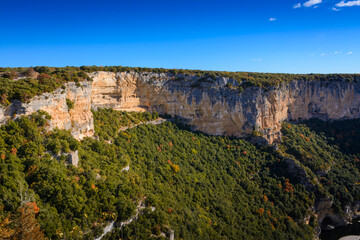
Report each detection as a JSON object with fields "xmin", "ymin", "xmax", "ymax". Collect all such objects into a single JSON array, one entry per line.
[
  {"xmin": 0, "ymin": 66, "xmax": 360, "ymax": 239},
  {"xmin": 0, "ymin": 108, "xmax": 359, "ymax": 239}
]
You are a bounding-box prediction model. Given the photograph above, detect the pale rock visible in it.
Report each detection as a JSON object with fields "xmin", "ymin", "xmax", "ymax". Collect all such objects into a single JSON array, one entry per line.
[{"xmin": 68, "ymin": 150, "xmax": 79, "ymax": 167}]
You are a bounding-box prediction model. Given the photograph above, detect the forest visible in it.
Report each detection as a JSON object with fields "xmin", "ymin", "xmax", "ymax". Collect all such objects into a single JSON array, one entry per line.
[{"xmin": 0, "ymin": 107, "xmax": 359, "ymax": 239}]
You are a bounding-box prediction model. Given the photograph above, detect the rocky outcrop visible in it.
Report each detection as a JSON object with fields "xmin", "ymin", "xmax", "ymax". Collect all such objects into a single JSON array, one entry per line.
[
  {"xmin": 67, "ymin": 150, "xmax": 80, "ymax": 167},
  {"xmin": 0, "ymin": 81, "xmax": 94, "ymax": 140},
  {"xmin": 90, "ymin": 71, "xmax": 360, "ymax": 143},
  {"xmin": 316, "ymin": 198, "xmax": 360, "ymax": 230},
  {"xmin": 1, "ymin": 71, "xmax": 359, "ymax": 143}
]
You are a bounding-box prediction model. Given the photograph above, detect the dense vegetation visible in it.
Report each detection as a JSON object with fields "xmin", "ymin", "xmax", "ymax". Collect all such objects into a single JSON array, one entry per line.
[
  {"xmin": 1, "ymin": 66, "xmax": 360, "ymax": 104},
  {"xmin": 0, "ymin": 108, "xmax": 359, "ymax": 239},
  {"xmin": 0, "ymin": 110, "xmax": 316, "ymax": 240},
  {"xmin": 0, "ymin": 67, "xmax": 91, "ymax": 104},
  {"xmin": 93, "ymin": 108, "xmax": 159, "ymax": 141},
  {"xmin": 280, "ymin": 120, "xmax": 360, "ymax": 214}
]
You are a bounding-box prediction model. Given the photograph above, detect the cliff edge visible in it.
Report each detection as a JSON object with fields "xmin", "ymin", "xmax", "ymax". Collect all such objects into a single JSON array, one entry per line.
[{"xmin": 1, "ymin": 71, "xmax": 359, "ymax": 143}]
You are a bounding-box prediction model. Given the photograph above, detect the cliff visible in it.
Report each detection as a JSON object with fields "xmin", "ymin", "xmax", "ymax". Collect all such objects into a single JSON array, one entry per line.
[
  {"xmin": 0, "ymin": 81, "xmax": 94, "ymax": 140},
  {"xmin": 90, "ymin": 71, "xmax": 360, "ymax": 143},
  {"xmin": 1, "ymin": 71, "xmax": 359, "ymax": 143}
]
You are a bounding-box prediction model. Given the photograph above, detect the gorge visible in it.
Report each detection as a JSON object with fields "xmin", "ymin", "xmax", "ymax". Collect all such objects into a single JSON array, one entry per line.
[
  {"xmin": 1, "ymin": 71, "xmax": 360, "ymax": 144},
  {"xmin": 1, "ymin": 68, "xmax": 360, "ymax": 239}
]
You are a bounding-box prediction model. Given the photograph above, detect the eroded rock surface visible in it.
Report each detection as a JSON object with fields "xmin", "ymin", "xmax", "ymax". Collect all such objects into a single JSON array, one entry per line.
[
  {"xmin": 1, "ymin": 71, "xmax": 360, "ymax": 144},
  {"xmin": 90, "ymin": 71, "xmax": 360, "ymax": 143},
  {"xmin": 0, "ymin": 81, "xmax": 94, "ymax": 140}
]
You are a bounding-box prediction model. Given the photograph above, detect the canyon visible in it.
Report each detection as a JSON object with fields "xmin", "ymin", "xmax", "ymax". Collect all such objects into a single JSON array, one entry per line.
[{"xmin": 2, "ymin": 71, "xmax": 358, "ymax": 144}]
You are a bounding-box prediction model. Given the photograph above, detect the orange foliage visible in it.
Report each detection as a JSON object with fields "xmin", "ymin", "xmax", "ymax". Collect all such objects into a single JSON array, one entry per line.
[
  {"xmin": 91, "ymin": 184, "xmax": 96, "ymax": 189},
  {"xmin": 11, "ymin": 148, "xmax": 17, "ymax": 155},
  {"xmin": 171, "ymin": 164, "xmax": 180, "ymax": 173},
  {"xmin": 243, "ymin": 151, "xmax": 247, "ymax": 155},
  {"xmin": 192, "ymin": 137, "xmax": 196, "ymax": 140},
  {"xmin": 270, "ymin": 223, "xmax": 275, "ymax": 230},
  {"xmin": 168, "ymin": 208, "xmax": 172, "ymax": 214},
  {"xmin": 283, "ymin": 179, "xmax": 294, "ymax": 192},
  {"xmin": 263, "ymin": 195, "xmax": 268, "ymax": 203},
  {"xmin": 25, "ymin": 202, "xmax": 40, "ymax": 215},
  {"xmin": 74, "ymin": 176, "xmax": 80, "ymax": 183},
  {"xmin": 256, "ymin": 208, "xmax": 264, "ymax": 216},
  {"xmin": 26, "ymin": 165, "xmax": 38, "ymax": 176},
  {"xmin": 0, "ymin": 154, "xmax": 5, "ymax": 160}
]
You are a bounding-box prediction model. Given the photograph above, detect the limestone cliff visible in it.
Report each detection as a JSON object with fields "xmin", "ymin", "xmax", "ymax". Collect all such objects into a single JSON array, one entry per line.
[
  {"xmin": 0, "ymin": 81, "xmax": 94, "ymax": 140},
  {"xmin": 1, "ymin": 71, "xmax": 359, "ymax": 143},
  {"xmin": 90, "ymin": 71, "xmax": 360, "ymax": 143}
]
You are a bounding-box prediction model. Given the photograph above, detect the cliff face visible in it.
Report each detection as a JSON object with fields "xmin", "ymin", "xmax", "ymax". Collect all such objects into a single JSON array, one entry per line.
[
  {"xmin": 0, "ymin": 82, "xmax": 94, "ymax": 140},
  {"xmin": 1, "ymin": 71, "xmax": 359, "ymax": 143},
  {"xmin": 90, "ymin": 71, "xmax": 360, "ymax": 143}
]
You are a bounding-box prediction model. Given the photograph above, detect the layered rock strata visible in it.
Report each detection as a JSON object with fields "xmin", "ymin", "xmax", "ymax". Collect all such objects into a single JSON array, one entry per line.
[
  {"xmin": 1, "ymin": 71, "xmax": 359, "ymax": 143},
  {"xmin": 0, "ymin": 81, "xmax": 94, "ymax": 140},
  {"xmin": 90, "ymin": 71, "xmax": 360, "ymax": 143}
]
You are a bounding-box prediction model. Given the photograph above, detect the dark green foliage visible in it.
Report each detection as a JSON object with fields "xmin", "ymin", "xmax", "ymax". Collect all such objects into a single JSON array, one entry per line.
[
  {"xmin": 302, "ymin": 118, "xmax": 360, "ymax": 155},
  {"xmin": 93, "ymin": 108, "xmax": 159, "ymax": 141},
  {"xmin": 280, "ymin": 121, "xmax": 360, "ymax": 212},
  {"xmin": 0, "ymin": 110, "xmax": 315, "ymax": 240},
  {"xmin": 66, "ymin": 98, "xmax": 75, "ymax": 111},
  {"xmin": 103, "ymin": 121, "xmax": 314, "ymax": 240},
  {"xmin": 0, "ymin": 67, "xmax": 91, "ymax": 104},
  {"xmin": 1, "ymin": 109, "xmax": 360, "ymax": 239}
]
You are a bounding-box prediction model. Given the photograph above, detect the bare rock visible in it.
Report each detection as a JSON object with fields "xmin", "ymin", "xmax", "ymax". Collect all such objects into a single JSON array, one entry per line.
[{"xmin": 68, "ymin": 150, "xmax": 79, "ymax": 167}]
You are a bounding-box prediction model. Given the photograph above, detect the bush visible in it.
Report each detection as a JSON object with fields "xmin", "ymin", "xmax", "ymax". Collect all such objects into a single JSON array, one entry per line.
[{"xmin": 66, "ymin": 98, "xmax": 75, "ymax": 111}]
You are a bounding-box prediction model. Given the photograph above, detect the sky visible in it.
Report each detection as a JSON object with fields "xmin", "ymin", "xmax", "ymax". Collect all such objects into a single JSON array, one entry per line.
[{"xmin": 0, "ymin": 0, "xmax": 360, "ymax": 73}]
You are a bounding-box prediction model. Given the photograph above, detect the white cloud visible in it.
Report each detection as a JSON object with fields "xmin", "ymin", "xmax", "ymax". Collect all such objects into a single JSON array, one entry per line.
[
  {"xmin": 269, "ymin": 18, "xmax": 277, "ymax": 21},
  {"xmin": 332, "ymin": 7, "xmax": 340, "ymax": 10},
  {"xmin": 335, "ymin": 0, "xmax": 360, "ymax": 7},
  {"xmin": 321, "ymin": 53, "xmax": 326, "ymax": 56},
  {"xmin": 303, "ymin": 0, "xmax": 322, "ymax": 7},
  {"xmin": 347, "ymin": 51, "xmax": 353, "ymax": 55},
  {"xmin": 251, "ymin": 58, "xmax": 262, "ymax": 62},
  {"xmin": 293, "ymin": 3, "xmax": 301, "ymax": 8}
]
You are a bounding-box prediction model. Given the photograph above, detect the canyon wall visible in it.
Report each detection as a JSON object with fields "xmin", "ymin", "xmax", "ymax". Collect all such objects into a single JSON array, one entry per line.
[
  {"xmin": 90, "ymin": 71, "xmax": 360, "ymax": 143},
  {"xmin": 1, "ymin": 71, "xmax": 359, "ymax": 143},
  {"xmin": 0, "ymin": 81, "xmax": 94, "ymax": 140}
]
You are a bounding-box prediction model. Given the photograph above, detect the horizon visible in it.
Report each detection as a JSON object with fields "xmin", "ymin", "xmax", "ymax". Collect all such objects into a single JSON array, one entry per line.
[
  {"xmin": 1, "ymin": 0, "xmax": 360, "ymax": 74},
  {"xmin": 3, "ymin": 65, "xmax": 360, "ymax": 75}
]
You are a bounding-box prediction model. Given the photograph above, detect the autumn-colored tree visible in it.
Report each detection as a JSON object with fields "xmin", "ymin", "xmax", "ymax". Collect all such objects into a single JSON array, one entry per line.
[
  {"xmin": 0, "ymin": 215, "xmax": 16, "ymax": 239},
  {"xmin": 172, "ymin": 164, "xmax": 180, "ymax": 173},
  {"xmin": 11, "ymin": 148, "xmax": 17, "ymax": 155},
  {"xmin": 256, "ymin": 208, "xmax": 264, "ymax": 216},
  {"xmin": 0, "ymin": 204, "xmax": 45, "ymax": 240},
  {"xmin": 12, "ymin": 204, "xmax": 45, "ymax": 240},
  {"xmin": 37, "ymin": 73, "xmax": 50, "ymax": 81}
]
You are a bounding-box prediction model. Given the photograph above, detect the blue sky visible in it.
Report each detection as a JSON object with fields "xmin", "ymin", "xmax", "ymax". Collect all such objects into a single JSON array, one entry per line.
[{"xmin": 0, "ymin": 0, "xmax": 359, "ymax": 73}]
